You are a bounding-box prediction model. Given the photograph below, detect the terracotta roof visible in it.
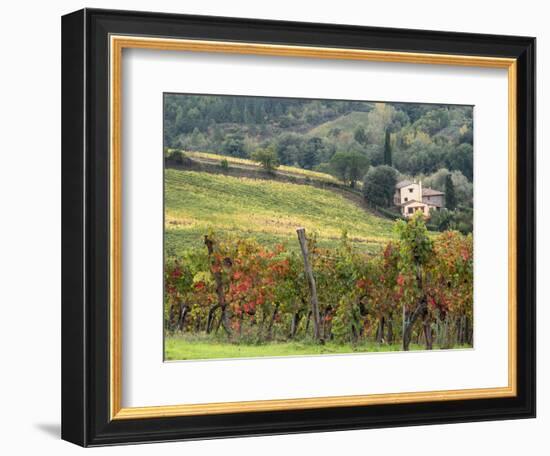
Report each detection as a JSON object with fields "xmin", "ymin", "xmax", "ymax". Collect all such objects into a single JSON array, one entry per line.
[
  {"xmin": 422, "ymin": 187, "xmax": 445, "ymax": 196},
  {"xmin": 395, "ymin": 180, "xmax": 414, "ymax": 189}
]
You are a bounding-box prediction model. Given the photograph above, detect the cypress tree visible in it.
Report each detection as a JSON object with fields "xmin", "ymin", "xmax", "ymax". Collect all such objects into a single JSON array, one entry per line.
[
  {"xmin": 445, "ymin": 173, "xmax": 457, "ymax": 210},
  {"xmin": 354, "ymin": 126, "xmax": 367, "ymax": 145},
  {"xmin": 384, "ymin": 129, "xmax": 392, "ymax": 166}
]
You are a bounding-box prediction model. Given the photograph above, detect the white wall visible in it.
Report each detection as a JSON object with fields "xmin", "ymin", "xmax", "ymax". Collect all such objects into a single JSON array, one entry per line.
[{"xmin": 0, "ymin": 0, "xmax": 546, "ymax": 454}]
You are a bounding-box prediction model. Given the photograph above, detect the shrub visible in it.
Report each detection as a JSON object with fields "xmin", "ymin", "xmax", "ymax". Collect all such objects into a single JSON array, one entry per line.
[
  {"xmin": 167, "ymin": 149, "xmax": 195, "ymax": 167},
  {"xmin": 376, "ymin": 206, "xmax": 406, "ymax": 221},
  {"xmin": 170, "ymin": 150, "xmax": 185, "ymax": 164}
]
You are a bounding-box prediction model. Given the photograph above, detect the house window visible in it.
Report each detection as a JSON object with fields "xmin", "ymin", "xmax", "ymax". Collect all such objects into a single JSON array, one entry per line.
[
  {"xmin": 404, "ymin": 197, "xmax": 408, "ymax": 202},
  {"xmin": 408, "ymin": 207, "xmax": 414, "ymax": 214},
  {"xmin": 409, "ymin": 188, "xmax": 413, "ymax": 193}
]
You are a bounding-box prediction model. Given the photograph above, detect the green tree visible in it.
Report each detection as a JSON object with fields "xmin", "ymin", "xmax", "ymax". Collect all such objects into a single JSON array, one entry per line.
[
  {"xmin": 354, "ymin": 126, "xmax": 367, "ymax": 145},
  {"xmin": 362, "ymin": 165, "xmax": 397, "ymax": 208},
  {"xmin": 429, "ymin": 207, "xmax": 453, "ymax": 231},
  {"xmin": 329, "ymin": 151, "xmax": 369, "ymax": 187},
  {"xmin": 274, "ymin": 133, "xmax": 303, "ymax": 165},
  {"xmin": 445, "ymin": 173, "xmax": 457, "ymax": 210},
  {"xmin": 423, "ymin": 168, "xmax": 472, "ymax": 210},
  {"xmin": 446, "ymin": 143, "xmax": 473, "ymax": 181},
  {"xmin": 413, "ymin": 108, "xmax": 450, "ymax": 135},
  {"xmin": 251, "ymin": 146, "xmax": 279, "ymax": 173},
  {"xmin": 383, "ymin": 128, "xmax": 393, "ymax": 166},
  {"xmin": 221, "ymin": 133, "xmax": 246, "ymax": 158},
  {"xmin": 453, "ymin": 206, "xmax": 473, "ymax": 234},
  {"xmin": 298, "ymin": 137, "xmax": 323, "ymax": 170},
  {"xmin": 346, "ymin": 153, "xmax": 369, "ymax": 187}
]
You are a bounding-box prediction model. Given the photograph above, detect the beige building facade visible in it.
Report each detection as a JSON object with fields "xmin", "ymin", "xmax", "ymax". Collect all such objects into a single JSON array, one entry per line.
[{"xmin": 394, "ymin": 180, "xmax": 445, "ymax": 218}]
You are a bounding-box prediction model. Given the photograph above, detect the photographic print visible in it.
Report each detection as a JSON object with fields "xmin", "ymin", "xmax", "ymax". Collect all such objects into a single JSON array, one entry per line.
[
  {"xmin": 163, "ymin": 94, "xmax": 474, "ymax": 361},
  {"xmin": 62, "ymin": 12, "xmax": 535, "ymax": 444}
]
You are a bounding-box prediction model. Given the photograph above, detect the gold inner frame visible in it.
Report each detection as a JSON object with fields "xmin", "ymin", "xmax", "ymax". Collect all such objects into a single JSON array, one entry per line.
[{"xmin": 109, "ymin": 35, "xmax": 517, "ymax": 420}]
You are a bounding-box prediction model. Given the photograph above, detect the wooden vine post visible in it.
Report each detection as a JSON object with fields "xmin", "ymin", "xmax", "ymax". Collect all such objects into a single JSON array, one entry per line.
[
  {"xmin": 204, "ymin": 235, "xmax": 232, "ymax": 336},
  {"xmin": 296, "ymin": 228, "xmax": 322, "ymax": 342}
]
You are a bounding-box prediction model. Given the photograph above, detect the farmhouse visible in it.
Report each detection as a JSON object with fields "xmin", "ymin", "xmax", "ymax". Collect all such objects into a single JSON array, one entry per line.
[{"xmin": 394, "ymin": 180, "xmax": 445, "ymax": 218}]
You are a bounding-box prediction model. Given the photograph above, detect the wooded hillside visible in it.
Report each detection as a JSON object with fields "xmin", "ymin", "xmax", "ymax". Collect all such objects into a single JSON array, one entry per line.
[{"xmin": 164, "ymin": 95, "xmax": 473, "ymax": 181}]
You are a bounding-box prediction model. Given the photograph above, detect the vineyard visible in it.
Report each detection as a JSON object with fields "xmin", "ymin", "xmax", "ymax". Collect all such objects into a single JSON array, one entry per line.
[
  {"xmin": 165, "ymin": 168, "xmax": 395, "ymax": 257},
  {"xmin": 163, "ymin": 95, "xmax": 474, "ymax": 360},
  {"xmin": 164, "ymin": 169, "xmax": 473, "ymax": 360},
  {"xmin": 183, "ymin": 150, "xmax": 342, "ymax": 184}
]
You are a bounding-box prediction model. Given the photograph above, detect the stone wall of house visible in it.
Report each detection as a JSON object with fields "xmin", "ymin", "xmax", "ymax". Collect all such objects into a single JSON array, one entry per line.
[{"xmin": 422, "ymin": 194, "xmax": 445, "ymax": 208}]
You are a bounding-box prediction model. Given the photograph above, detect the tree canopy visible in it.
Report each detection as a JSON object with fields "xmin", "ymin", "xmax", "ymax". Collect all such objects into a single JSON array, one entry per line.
[
  {"xmin": 329, "ymin": 151, "xmax": 369, "ymax": 187},
  {"xmin": 164, "ymin": 95, "xmax": 473, "ymax": 185},
  {"xmin": 362, "ymin": 165, "xmax": 398, "ymax": 208},
  {"xmin": 445, "ymin": 173, "xmax": 457, "ymax": 210},
  {"xmin": 251, "ymin": 146, "xmax": 279, "ymax": 173}
]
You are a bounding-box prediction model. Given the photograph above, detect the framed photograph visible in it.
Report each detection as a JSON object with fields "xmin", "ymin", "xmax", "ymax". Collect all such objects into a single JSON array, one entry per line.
[{"xmin": 61, "ymin": 8, "xmax": 535, "ymax": 446}]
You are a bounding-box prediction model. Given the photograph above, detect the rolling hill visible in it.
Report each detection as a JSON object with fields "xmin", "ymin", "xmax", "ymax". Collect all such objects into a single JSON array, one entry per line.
[
  {"xmin": 183, "ymin": 150, "xmax": 342, "ymax": 184},
  {"xmin": 164, "ymin": 168, "xmax": 396, "ymax": 257},
  {"xmin": 307, "ymin": 111, "xmax": 372, "ymax": 138}
]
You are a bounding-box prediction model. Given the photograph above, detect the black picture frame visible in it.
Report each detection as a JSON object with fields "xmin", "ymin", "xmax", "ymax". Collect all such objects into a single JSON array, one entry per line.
[{"xmin": 62, "ymin": 8, "xmax": 536, "ymax": 447}]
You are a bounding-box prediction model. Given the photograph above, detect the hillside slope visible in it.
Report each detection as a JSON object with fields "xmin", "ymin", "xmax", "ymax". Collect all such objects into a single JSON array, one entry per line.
[
  {"xmin": 165, "ymin": 168, "xmax": 396, "ymax": 257},
  {"xmin": 183, "ymin": 150, "xmax": 341, "ymax": 184},
  {"xmin": 307, "ymin": 111, "xmax": 372, "ymax": 137}
]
